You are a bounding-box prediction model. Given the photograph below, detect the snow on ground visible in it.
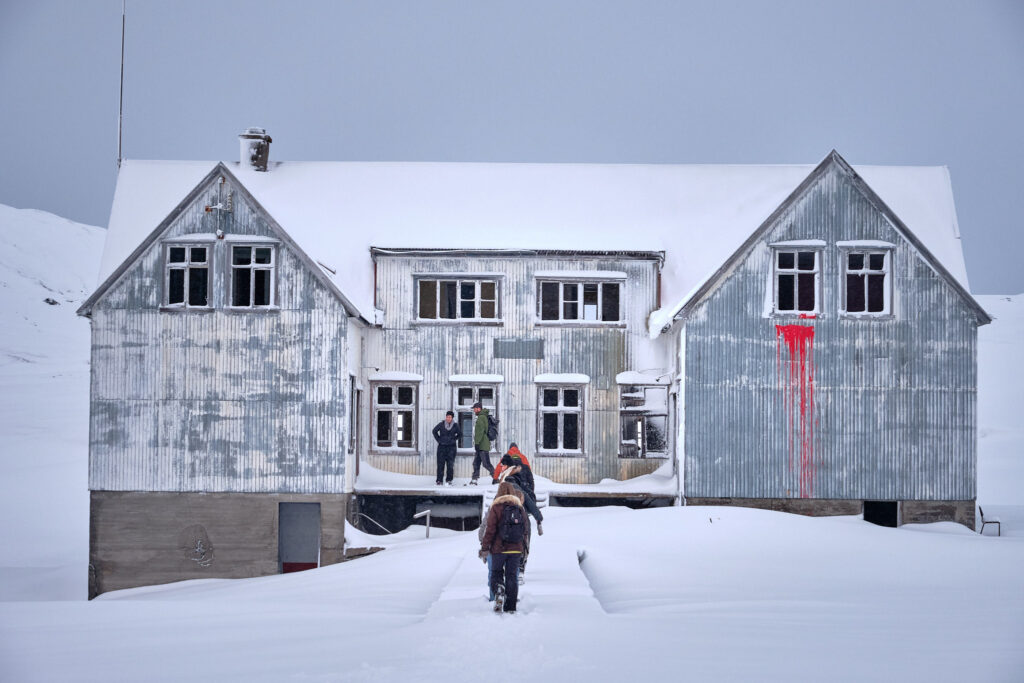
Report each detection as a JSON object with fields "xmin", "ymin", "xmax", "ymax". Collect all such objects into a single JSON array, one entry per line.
[{"xmin": 0, "ymin": 207, "xmax": 1022, "ymax": 680}]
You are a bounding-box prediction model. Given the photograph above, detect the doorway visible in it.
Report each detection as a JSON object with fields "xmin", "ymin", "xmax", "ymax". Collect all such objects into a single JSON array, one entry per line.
[{"xmin": 279, "ymin": 502, "xmax": 321, "ymax": 573}]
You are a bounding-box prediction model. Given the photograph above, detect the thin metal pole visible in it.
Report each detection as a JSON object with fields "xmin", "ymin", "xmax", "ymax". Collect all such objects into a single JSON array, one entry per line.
[{"xmin": 117, "ymin": 0, "xmax": 125, "ymax": 167}]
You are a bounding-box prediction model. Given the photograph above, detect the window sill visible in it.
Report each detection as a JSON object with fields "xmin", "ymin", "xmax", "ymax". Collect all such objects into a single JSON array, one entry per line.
[
  {"xmin": 225, "ymin": 306, "xmax": 281, "ymax": 314},
  {"xmin": 412, "ymin": 320, "xmax": 504, "ymax": 326},
  {"xmin": 370, "ymin": 449, "xmax": 420, "ymax": 456},
  {"xmin": 536, "ymin": 451, "xmax": 586, "ymax": 458},
  {"xmin": 839, "ymin": 312, "xmax": 894, "ymax": 321},
  {"xmin": 770, "ymin": 312, "xmax": 820, "ymax": 320},
  {"xmin": 534, "ymin": 320, "xmax": 626, "ymax": 328},
  {"xmin": 617, "ymin": 454, "xmax": 670, "ymax": 460},
  {"xmin": 159, "ymin": 306, "xmax": 214, "ymax": 313}
]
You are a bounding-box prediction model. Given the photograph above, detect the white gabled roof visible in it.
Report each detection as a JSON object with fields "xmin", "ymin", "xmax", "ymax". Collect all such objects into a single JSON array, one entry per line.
[{"xmin": 98, "ymin": 158, "xmax": 970, "ymax": 323}]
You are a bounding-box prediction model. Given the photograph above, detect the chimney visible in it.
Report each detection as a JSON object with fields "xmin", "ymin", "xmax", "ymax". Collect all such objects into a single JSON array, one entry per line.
[{"xmin": 238, "ymin": 127, "xmax": 272, "ymax": 171}]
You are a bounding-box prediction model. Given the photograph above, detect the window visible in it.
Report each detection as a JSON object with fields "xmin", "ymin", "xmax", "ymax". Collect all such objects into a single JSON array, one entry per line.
[
  {"xmin": 843, "ymin": 251, "xmax": 890, "ymax": 315},
  {"xmin": 231, "ymin": 245, "xmax": 276, "ymax": 308},
  {"xmin": 372, "ymin": 383, "xmax": 417, "ymax": 451},
  {"xmin": 452, "ymin": 384, "xmax": 498, "ymax": 452},
  {"xmin": 537, "ymin": 386, "xmax": 583, "ymax": 453},
  {"xmin": 773, "ymin": 249, "xmax": 820, "ymax": 314},
  {"xmin": 619, "ymin": 385, "xmax": 669, "ymax": 458},
  {"xmin": 417, "ymin": 278, "xmax": 498, "ymax": 321},
  {"xmin": 538, "ymin": 281, "xmax": 621, "ymax": 323},
  {"xmin": 165, "ymin": 244, "xmax": 210, "ymax": 308}
]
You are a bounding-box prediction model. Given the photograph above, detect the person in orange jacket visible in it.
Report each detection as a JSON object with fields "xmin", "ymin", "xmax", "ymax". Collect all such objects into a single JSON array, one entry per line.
[{"xmin": 493, "ymin": 443, "xmax": 543, "ymax": 534}]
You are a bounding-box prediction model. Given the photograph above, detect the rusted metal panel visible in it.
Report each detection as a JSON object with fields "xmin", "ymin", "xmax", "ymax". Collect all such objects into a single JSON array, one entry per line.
[
  {"xmin": 682, "ymin": 164, "xmax": 977, "ymax": 501},
  {"xmin": 362, "ymin": 253, "xmax": 671, "ymax": 484},
  {"xmin": 89, "ymin": 175, "xmax": 351, "ymax": 493}
]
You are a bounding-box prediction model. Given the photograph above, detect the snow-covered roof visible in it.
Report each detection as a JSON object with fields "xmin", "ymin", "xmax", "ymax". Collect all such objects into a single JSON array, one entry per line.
[{"xmin": 99, "ymin": 157, "xmax": 970, "ymax": 323}]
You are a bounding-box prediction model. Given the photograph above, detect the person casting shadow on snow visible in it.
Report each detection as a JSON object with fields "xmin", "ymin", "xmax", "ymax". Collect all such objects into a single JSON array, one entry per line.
[
  {"xmin": 479, "ymin": 481, "xmax": 527, "ymax": 614},
  {"xmin": 493, "ymin": 443, "xmax": 544, "ymax": 535},
  {"xmin": 431, "ymin": 410, "xmax": 461, "ymax": 486}
]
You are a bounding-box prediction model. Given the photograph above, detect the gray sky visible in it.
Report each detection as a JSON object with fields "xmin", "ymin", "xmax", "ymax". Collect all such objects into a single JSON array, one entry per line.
[{"xmin": 1, "ymin": 0, "xmax": 1022, "ymax": 293}]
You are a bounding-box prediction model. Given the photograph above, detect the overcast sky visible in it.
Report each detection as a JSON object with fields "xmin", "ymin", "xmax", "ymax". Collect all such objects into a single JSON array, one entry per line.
[{"xmin": 1, "ymin": 0, "xmax": 1021, "ymax": 293}]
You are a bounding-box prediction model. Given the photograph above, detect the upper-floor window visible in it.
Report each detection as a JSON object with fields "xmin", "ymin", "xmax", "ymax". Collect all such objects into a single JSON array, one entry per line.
[
  {"xmin": 773, "ymin": 248, "xmax": 820, "ymax": 314},
  {"xmin": 372, "ymin": 382, "xmax": 418, "ymax": 451},
  {"xmin": 452, "ymin": 383, "xmax": 499, "ymax": 452},
  {"xmin": 537, "ymin": 280, "xmax": 621, "ymax": 323},
  {"xmin": 843, "ymin": 250, "xmax": 891, "ymax": 315},
  {"xmin": 619, "ymin": 384, "xmax": 669, "ymax": 458},
  {"xmin": 417, "ymin": 278, "xmax": 499, "ymax": 321},
  {"xmin": 231, "ymin": 245, "xmax": 276, "ymax": 308},
  {"xmin": 165, "ymin": 244, "xmax": 211, "ymax": 308},
  {"xmin": 537, "ymin": 385, "xmax": 584, "ymax": 454}
]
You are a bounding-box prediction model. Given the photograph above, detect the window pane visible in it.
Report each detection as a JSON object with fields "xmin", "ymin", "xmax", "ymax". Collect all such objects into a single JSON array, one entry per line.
[
  {"xmin": 190, "ymin": 247, "xmax": 206, "ymax": 263},
  {"xmin": 541, "ymin": 282, "xmax": 559, "ymax": 320},
  {"xmin": 418, "ymin": 280, "xmax": 437, "ymax": 319},
  {"xmin": 846, "ymin": 274, "xmax": 865, "ymax": 312},
  {"xmin": 563, "ymin": 389, "xmax": 579, "ymax": 407},
  {"xmin": 188, "ymin": 268, "xmax": 208, "ymax": 306},
  {"xmin": 563, "ymin": 413, "xmax": 579, "ymax": 450},
  {"xmin": 396, "ymin": 411, "xmax": 413, "ymax": 448},
  {"xmin": 867, "ymin": 274, "xmax": 886, "ymax": 312},
  {"xmin": 168, "ymin": 269, "xmax": 185, "ymax": 304},
  {"xmin": 645, "ymin": 416, "xmax": 668, "ymax": 453},
  {"xmin": 376, "ymin": 411, "xmax": 392, "ymax": 445},
  {"xmin": 254, "ymin": 248, "xmax": 272, "ymax": 264},
  {"xmin": 440, "ymin": 281, "xmax": 457, "ymax": 319},
  {"xmin": 797, "ymin": 273, "xmax": 816, "ymax": 311},
  {"xmin": 458, "ymin": 387, "xmax": 474, "ymax": 405},
  {"xmin": 397, "ymin": 386, "xmax": 414, "ymax": 405},
  {"xmin": 797, "ymin": 251, "xmax": 816, "ymax": 271},
  {"xmin": 232, "ymin": 268, "xmax": 251, "ymax": 306},
  {"xmin": 377, "ymin": 386, "xmax": 393, "ymax": 405},
  {"xmin": 869, "ymin": 253, "xmax": 885, "ymax": 271},
  {"xmin": 543, "ymin": 389, "xmax": 559, "ymax": 407},
  {"xmin": 480, "ymin": 281, "xmax": 495, "ymax": 300},
  {"xmin": 480, "ymin": 301, "xmax": 496, "ymax": 318},
  {"xmin": 583, "ymin": 283, "xmax": 598, "ymax": 321},
  {"xmin": 458, "ymin": 413, "xmax": 474, "ymax": 448},
  {"xmin": 621, "ymin": 415, "xmax": 639, "ymax": 444},
  {"xmin": 645, "ymin": 387, "xmax": 668, "ymax": 412},
  {"xmin": 169, "ymin": 247, "xmax": 186, "ymax": 263},
  {"xmin": 232, "ymin": 246, "xmax": 251, "ymax": 266},
  {"xmin": 253, "ymin": 270, "xmax": 270, "ymax": 306},
  {"xmin": 542, "ymin": 413, "xmax": 559, "ymax": 449},
  {"xmin": 777, "ymin": 251, "xmax": 794, "ymax": 269},
  {"xmin": 460, "ymin": 300, "xmax": 475, "ymax": 318},
  {"xmin": 564, "ymin": 283, "xmax": 578, "ymax": 301},
  {"xmin": 478, "ymin": 387, "xmax": 494, "ymax": 404},
  {"xmin": 460, "ymin": 282, "xmax": 475, "ymax": 299},
  {"xmin": 601, "ymin": 283, "xmax": 620, "ymax": 321},
  {"xmin": 777, "ymin": 274, "xmax": 794, "ymax": 311},
  {"xmin": 848, "ymin": 253, "xmax": 864, "ymax": 270},
  {"xmin": 563, "ymin": 284, "xmax": 578, "ymax": 320}
]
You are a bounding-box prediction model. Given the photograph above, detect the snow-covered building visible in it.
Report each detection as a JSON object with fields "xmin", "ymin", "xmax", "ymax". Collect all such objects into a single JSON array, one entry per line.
[{"xmin": 78, "ymin": 130, "xmax": 988, "ymax": 595}]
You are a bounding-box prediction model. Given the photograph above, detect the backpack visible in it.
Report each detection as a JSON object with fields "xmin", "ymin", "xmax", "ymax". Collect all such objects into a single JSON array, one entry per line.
[
  {"xmin": 498, "ymin": 503, "xmax": 525, "ymax": 544},
  {"xmin": 486, "ymin": 414, "xmax": 499, "ymax": 442}
]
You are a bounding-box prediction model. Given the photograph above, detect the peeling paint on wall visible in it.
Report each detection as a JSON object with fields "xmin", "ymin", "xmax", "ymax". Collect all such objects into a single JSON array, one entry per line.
[{"xmin": 776, "ymin": 322, "xmax": 815, "ymax": 497}]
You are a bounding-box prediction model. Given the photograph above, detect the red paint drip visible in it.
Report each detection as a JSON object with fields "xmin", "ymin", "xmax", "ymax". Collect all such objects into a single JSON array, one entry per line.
[{"xmin": 776, "ymin": 323, "xmax": 815, "ymax": 498}]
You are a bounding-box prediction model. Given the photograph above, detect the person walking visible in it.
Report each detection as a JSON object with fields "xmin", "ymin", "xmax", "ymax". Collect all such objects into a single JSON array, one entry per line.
[
  {"xmin": 479, "ymin": 481, "xmax": 526, "ymax": 613},
  {"xmin": 494, "ymin": 443, "xmax": 544, "ymax": 535},
  {"xmin": 431, "ymin": 410, "xmax": 461, "ymax": 486},
  {"xmin": 469, "ymin": 402, "xmax": 494, "ymax": 485}
]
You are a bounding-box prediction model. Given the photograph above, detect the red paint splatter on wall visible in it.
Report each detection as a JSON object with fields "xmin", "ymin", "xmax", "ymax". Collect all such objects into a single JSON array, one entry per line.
[{"xmin": 776, "ymin": 323, "xmax": 815, "ymax": 498}]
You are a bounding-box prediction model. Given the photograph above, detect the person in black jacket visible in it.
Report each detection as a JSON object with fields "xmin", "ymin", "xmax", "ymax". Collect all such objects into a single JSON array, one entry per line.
[{"xmin": 431, "ymin": 411, "xmax": 461, "ymax": 485}]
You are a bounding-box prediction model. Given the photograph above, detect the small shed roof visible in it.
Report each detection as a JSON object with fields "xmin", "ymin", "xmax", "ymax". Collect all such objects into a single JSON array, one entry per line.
[{"xmin": 97, "ymin": 156, "xmax": 970, "ymax": 323}]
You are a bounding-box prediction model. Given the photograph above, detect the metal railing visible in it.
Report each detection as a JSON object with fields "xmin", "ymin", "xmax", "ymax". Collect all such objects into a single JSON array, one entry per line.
[
  {"xmin": 413, "ymin": 509, "xmax": 432, "ymax": 538},
  {"xmin": 353, "ymin": 512, "xmax": 393, "ymax": 535}
]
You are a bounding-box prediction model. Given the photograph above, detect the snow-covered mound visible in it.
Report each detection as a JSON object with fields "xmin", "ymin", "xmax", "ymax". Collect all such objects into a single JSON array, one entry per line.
[{"xmin": 0, "ymin": 204, "xmax": 103, "ymax": 601}]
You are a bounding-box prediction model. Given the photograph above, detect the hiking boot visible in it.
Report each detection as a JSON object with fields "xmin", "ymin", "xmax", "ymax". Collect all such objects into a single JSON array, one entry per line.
[
  {"xmin": 445, "ymin": 481, "xmax": 454, "ymax": 487},
  {"xmin": 468, "ymin": 479, "xmax": 479, "ymax": 486},
  {"xmin": 517, "ymin": 570, "xmax": 525, "ymax": 586},
  {"xmin": 493, "ymin": 585, "xmax": 505, "ymax": 612},
  {"xmin": 435, "ymin": 481, "xmax": 443, "ymax": 486},
  {"xmin": 537, "ymin": 522, "xmax": 544, "ymax": 536}
]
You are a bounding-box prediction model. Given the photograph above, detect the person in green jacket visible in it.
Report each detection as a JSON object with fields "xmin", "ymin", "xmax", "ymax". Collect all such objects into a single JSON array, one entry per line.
[{"xmin": 470, "ymin": 402, "xmax": 495, "ymax": 484}]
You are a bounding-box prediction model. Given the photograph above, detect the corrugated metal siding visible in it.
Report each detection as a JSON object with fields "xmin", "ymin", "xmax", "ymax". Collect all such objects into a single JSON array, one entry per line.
[
  {"xmin": 363, "ymin": 255, "xmax": 672, "ymax": 484},
  {"xmin": 90, "ymin": 175, "xmax": 351, "ymax": 493},
  {"xmin": 683, "ymin": 165, "xmax": 977, "ymax": 500}
]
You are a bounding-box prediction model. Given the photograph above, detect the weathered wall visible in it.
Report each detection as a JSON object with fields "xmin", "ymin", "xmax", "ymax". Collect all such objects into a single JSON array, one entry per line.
[
  {"xmin": 89, "ymin": 174, "xmax": 351, "ymax": 493},
  {"xmin": 683, "ymin": 163, "xmax": 978, "ymax": 501},
  {"xmin": 89, "ymin": 491, "xmax": 347, "ymax": 596},
  {"xmin": 364, "ymin": 253, "xmax": 673, "ymax": 484}
]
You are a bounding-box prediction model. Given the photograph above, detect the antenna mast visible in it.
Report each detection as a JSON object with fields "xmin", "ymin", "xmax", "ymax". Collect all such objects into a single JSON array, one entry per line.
[{"xmin": 117, "ymin": 0, "xmax": 125, "ymax": 168}]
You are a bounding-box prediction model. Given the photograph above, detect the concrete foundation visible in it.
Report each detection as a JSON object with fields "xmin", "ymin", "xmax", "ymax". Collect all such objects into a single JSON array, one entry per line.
[
  {"xmin": 89, "ymin": 491, "xmax": 348, "ymax": 598},
  {"xmin": 901, "ymin": 499, "xmax": 975, "ymax": 529},
  {"xmin": 685, "ymin": 497, "xmax": 976, "ymax": 529}
]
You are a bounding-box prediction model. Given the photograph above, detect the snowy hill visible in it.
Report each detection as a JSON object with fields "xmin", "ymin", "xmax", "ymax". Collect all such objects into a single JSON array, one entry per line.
[{"xmin": 0, "ymin": 204, "xmax": 1022, "ymax": 680}]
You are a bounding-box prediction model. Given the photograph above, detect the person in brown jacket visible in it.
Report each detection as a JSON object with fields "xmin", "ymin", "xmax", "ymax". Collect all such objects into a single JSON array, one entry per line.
[{"xmin": 478, "ymin": 481, "xmax": 526, "ymax": 613}]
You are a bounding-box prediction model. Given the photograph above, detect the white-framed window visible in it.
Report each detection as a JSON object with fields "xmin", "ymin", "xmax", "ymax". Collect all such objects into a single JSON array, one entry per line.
[
  {"xmin": 452, "ymin": 384, "xmax": 499, "ymax": 452},
  {"xmin": 842, "ymin": 250, "xmax": 891, "ymax": 315},
  {"xmin": 773, "ymin": 249, "xmax": 820, "ymax": 314},
  {"xmin": 230, "ymin": 244, "xmax": 277, "ymax": 308},
  {"xmin": 417, "ymin": 277, "xmax": 499, "ymax": 321},
  {"xmin": 371, "ymin": 382, "xmax": 418, "ymax": 452},
  {"xmin": 537, "ymin": 385, "xmax": 584, "ymax": 454},
  {"xmin": 164, "ymin": 243, "xmax": 211, "ymax": 308},
  {"xmin": 537, "ymin": 280, "xmax": 621, "ymax": 323},
  {"xmin": 618, "ymin": 385, "xmax": 669, "ymax": 458}
]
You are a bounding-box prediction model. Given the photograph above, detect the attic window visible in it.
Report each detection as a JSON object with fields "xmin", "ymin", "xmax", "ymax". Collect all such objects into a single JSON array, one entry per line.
[
  {"xmin": 773, "ymin": 249, "xmax": 820, "ymax": 315},
  {"xmin": 416, "ymin": 277, "xmax": 499, "ymax": 321},
  {"xmin": 843, "ymin": 250, "xmax": 891, "ymax": 315},
  {"xmin": 230, "ymin": 245, "xmax": 277, "ymax": 308},
  {"xmin": 164, "ymin": 244, "xmax": 210, "ymax": 308}
]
